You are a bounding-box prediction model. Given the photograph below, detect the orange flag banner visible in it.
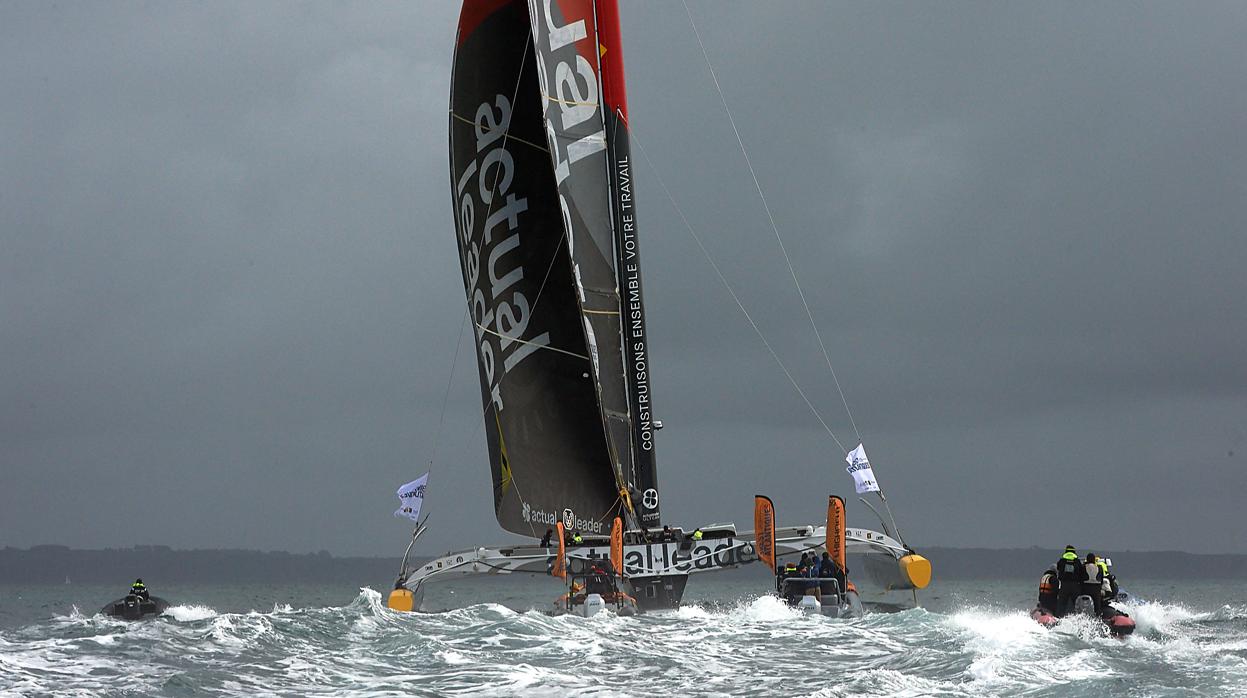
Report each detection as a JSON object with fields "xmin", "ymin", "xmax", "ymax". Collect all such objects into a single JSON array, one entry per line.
[
  {"xmin": 754, "ymin": 495, "xmax": 776, "ymax": 571},
  {"xmin": 826, "ymin": 495, "xmax": 846, "ymax": 572},
  {"xmin": 610, "ymin": 517, "xmax": 624, "ymax": 577},
  {"xmin": 552, "ymin": 522, "xmax": 567, "ymax": 579}
]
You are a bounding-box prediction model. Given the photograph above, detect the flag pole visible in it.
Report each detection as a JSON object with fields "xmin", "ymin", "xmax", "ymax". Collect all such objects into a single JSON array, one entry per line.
[
  {"xmin": 396, "ymin": 514, "xmax": 429, "ymax": 585},
  {"xmin": 876, "ymin": 490, "xmax": 907, "ymax": 550},
  {"xmin": 857, "ymin": 496, "xmax": 893, "ymax": 540}
]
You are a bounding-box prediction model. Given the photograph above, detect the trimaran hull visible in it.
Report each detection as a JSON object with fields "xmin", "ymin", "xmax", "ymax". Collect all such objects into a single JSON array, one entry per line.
[{"xmin": 394, "ymin": 525, "xmax": 924, "ymax": 611}]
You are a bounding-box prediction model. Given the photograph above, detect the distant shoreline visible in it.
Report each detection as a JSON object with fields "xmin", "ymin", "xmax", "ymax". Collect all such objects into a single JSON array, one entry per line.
[{"xmin": 3, "ymin": 544, "xmax": 1244, "ymax": 584}]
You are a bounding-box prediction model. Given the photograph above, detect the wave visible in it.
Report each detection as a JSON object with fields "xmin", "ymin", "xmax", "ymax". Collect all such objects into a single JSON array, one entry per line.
[
  {"xmin": 2, "ymin": 589, "xmax": 1245, "ymax": 696},
  {"xmin": 164, "ymin": 604, "xmax": 218, "ymax": 622}
]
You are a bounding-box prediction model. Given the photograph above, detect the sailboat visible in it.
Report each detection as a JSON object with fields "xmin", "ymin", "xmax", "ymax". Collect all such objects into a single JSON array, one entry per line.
[{"xmin": 388, "ymin": 0, "xmax": 929, "ymax": 614}]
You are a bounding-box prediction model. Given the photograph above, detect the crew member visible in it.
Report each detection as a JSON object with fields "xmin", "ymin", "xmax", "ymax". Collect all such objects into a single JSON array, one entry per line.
[
  {"xmin": 1107, "ymin": 572, "xmax": 1120, "ymax": 602},
  {"xmin": 779, "ymin": 561, "xmax": 799, "ymax": 603},
  {"xmin": 819, "ymin": 552, "xmax": 845, "ymax": 597},
  {"xmin": 1037, "ymin": 565, "xmax": 1059, "ymax": 613},
  {"xmin": 571, "ymin": 531, "xmax": 584, "ymax": 545},
  {"xmin": 129, "ymin": 578, "xmax": 149, "ymax": 600},
  {"xmin": 804, "ymin": 560, "xmax": 822, "ymax": 602},
  {"xmin": 661, "ymin": 525, "xmax": 673, "ymax": 542},
  {"xmin": 586, "ymin": 564, "xmax": 611, "ymax": 597},
  {"xmin": 1054, "ymin": 545, "xmax": 1081, "ymax": 616},
  {"xmin": 690, "ymin": 528, "xmax": 703, "ymax": 541},
  {"xmin": 1096, "ymin": 557, "xmax": 1118, "ymax": 602},
  {"xmin": 1079, "ymin": 553, "xmax": 1104, "ymax": 615},
  {"xmin": 540, "ymin": 529, "xmax": 553, "ymax": 548}
]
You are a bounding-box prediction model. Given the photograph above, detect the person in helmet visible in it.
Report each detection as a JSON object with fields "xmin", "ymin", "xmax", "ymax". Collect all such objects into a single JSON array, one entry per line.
[
  {"xmin": 779, "ymin": 561, "xmax": 800, "ymax": 604},
  {"xmin": 1037, "ymin": 565, "xmax": 1059, "ymax": 614},
  {"xmin": 129, "ymin": 578, "xmax": 149, "ymax": 600},
  {"xmin": 585, "ymin": 564, "xmax": 611, "ymax": 596},
  {"xmin": 1054, "ymin": 545, "xmax": 1081, "ymax": 616}
]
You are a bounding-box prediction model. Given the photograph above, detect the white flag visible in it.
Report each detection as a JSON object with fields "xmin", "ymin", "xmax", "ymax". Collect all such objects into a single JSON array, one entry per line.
[
  {"xmin": 844, "ymin": 444, "xmax": 880, "ymax": 494},
  {"xmin": 394, "ymin": 472, "xmax": 430, "ymax": 522}
]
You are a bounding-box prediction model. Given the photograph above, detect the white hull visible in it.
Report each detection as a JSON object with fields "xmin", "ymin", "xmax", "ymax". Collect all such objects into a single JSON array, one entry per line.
[{"xmin": 398, "ymin": 522, "xmax": 910, "ymax": 610}]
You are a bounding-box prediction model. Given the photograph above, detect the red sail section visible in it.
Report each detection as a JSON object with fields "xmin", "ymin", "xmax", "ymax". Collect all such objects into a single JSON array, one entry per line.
[
  {"xmin": 595, "ymin": 0, "xmax": 628, "ymax": 121},
  {"xmin": 754, "ymin": 495, "xmax": 776, "ymax": 572},
  {"xmin": 456, "ymin": 0, "xmax": 513, "ymax": 46}
]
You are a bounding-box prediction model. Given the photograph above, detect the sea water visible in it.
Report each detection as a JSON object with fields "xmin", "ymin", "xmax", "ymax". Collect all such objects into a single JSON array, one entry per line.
[{"xmin": 1, "ymin": 576, "xmax": 1244, "ymax": 696}]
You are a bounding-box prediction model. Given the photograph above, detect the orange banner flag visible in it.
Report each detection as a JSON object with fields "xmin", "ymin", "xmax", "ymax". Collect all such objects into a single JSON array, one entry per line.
[
  {"xmin": 552, "ymin": 522, "xmax": 567, "ymax": 579},
  {"xmin": 754, "ymin": 495, "xmax": 776, "ymax": 571},
  {"xmin": 610, "ymin": 517, "xmax": 624, "ymax": 577},
  {"xmin": 826, "ymin": 495, "xmax": 846, "ymax": 572}
]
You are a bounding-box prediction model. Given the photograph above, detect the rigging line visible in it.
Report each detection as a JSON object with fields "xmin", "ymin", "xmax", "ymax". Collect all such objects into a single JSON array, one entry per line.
[
  {"xmin": 473, "ymin": 322, "xmax": 590, "ymax": 362},
  {"xmin": 541, "ymin": 93, "xmax": 599, "ymax": 108},
  {"xmin": 448, "ymin": 112, "xmax": 549, "ymax": 154},
  {"xmin": 682, "ymin": 1, "xmax": 862, "ymax": 445},
  {"xmin": 427, "ymin": 307, "xmax": 470, "ymax": 471},
  {"xmin": 629, "ymin": 131, "xmax": 846, "ymax": 455}
]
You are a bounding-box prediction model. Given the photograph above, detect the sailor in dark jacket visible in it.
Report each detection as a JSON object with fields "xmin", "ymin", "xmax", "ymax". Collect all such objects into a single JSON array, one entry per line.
[
  {"xmin": 778, "ymin": 562, "xmax": 800, "ymax": 603},
  {"xmin": 1054, "ymin": 546, "xmax": 1081, "ymax": 616},
  {"xmin": 129, "ymin": 578, "xmax": 149, "ymax": 600},
  {"xmin": 819, "ymin": 553, "xmax": 846, "ymax": 597}
]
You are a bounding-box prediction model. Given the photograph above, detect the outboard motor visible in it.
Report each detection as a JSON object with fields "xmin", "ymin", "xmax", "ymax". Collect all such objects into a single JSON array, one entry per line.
[
  {"xmin": 582, "ymin": 593, "xmax": 605, "ymax": 618},
  {"xmin": 1073, "ymin": 595, "xmax": 1096, "ymax": 616},
  {"xmin": 797, "ymin": 594, "xmax": 821, "ymax": 615}
]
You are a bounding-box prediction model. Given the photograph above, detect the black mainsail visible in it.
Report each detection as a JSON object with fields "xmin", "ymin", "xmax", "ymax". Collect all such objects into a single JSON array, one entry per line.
[{"xmin": 449, "ymin": 0, "xmax": 661, "ymax": 536}]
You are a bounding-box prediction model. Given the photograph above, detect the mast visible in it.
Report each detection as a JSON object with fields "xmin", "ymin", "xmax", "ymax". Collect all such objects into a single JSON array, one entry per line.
[{"xmin": 596, "ymin": 0, "xmax": 661, "ymax": 528}]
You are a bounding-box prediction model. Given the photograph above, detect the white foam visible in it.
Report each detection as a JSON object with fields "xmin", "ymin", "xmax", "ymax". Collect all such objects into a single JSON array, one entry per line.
[
  {"xmin": 1095, "ymin": 599, "xmax": 1212, "ymax": 642},
  {"xmin": 165, "ymin": 604, "xmax": 218, "ymax": 622},
  {"xmin": 673, "ymin": 604, "xmax": 712, "ymax": 620},
  {"xmin": 841, "ymin": 667, "xmax": 961, "ymax": 697},
  {"xmin": 738, "ymin": 594, "xmax": 802, "ymax": 622},
  {"xmin": 439, "ymin": 649, "xmax": 472, "ymax": 665},
  {"xmin": 952, "ymin": 608, "xmax": 1046, "ymax": 649}
]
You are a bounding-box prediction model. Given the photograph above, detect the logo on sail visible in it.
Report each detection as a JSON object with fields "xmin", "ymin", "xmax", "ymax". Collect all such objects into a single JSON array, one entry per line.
[
  {"xmin": 521, "ymin": 503, "xmax": 605, "ymax": 535},
  {"xmin": 454, "ymin": 93, "xmax": 553, "ymax": 414},
  {"xmin": 642, "ymin": 488, "xmax": 659, "ymax": 510}
]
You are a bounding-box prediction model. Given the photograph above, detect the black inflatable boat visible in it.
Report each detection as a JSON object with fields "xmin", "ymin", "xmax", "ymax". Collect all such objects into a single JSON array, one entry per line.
[{"xmin": 100, "ymin": 594, "xmax": 170, "ymax": 620}]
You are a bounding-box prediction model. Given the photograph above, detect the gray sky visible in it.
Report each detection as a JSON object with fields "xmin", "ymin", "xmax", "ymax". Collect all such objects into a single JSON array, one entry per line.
[{"xmin": 3, "ymin": 2, "xmax": 1245, "ymax": 557}]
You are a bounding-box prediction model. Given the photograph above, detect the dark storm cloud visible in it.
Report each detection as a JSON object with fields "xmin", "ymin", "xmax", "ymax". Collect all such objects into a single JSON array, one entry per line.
[{"xmin": 2, "ymin": 2, "xmax": 1244, "ymax": 558}]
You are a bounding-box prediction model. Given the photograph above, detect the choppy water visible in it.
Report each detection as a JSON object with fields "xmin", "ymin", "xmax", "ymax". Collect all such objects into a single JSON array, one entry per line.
[{"xmin": 2, "ymin": 577, "xmax": 1245, "ymax": 696}]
